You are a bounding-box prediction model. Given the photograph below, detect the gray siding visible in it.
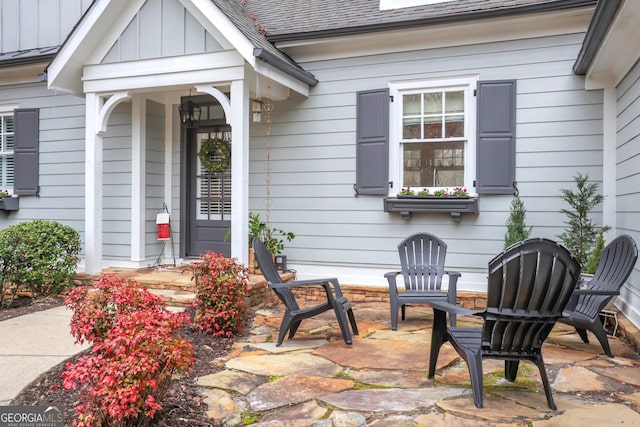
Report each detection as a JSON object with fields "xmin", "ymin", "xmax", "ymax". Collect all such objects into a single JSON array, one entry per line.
[
  {"xmin": 103, "ymin": 103, "xmax": 132, "ymax": 260},
  {"xmin": 0, "ymin": 81, "xmax": 85, "ymax": 241},
  {"xmin": 145, "ymin": 99, "xmax": 166, "ymax": 260},
  {"xmin": 102, "ymin": 0, "xmax": 223, "ymax": 63},
  {"xmin": 0, "ymin": 0, "xmax": 91, "ymax": 52},
  {"xmin": 249, "ymin": 33, "xmax": 604, "ymax": 273},
  {"xmin": 615, "ymin": 58, "xmax": 640, "ymax": 319}
]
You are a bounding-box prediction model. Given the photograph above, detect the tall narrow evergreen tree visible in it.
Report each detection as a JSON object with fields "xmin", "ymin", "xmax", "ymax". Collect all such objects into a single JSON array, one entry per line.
[
  {"xmin": 558, "ymin": 173, "xmax": 606, "ymax": 268},
  {"xmin": 504, "ymin": 196, "xmax": 532, "ymax": 248}
]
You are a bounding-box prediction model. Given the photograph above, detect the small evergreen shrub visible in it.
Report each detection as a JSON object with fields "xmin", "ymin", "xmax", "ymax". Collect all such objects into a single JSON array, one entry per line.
[
  {"xmin": 62, "ymin": 274, "xmax": 194, "ymax": 427},
  {"xmin": 558, "ymin": 173, "xmax": 607, "ymax": 268},
  {"xmin": 504, "ymin": 196, "xmax": 533, "ymax": 248},
  {"xmin": 0, "ymin": 220, "xmax": 80, "ymax": 305},
  {"xmin": 585, "ymin": 230, "xmax": 606, "ymax": 275},
  {"xmin": 191, "ymin": 251, "xmax": 249, "ymax": 337}
]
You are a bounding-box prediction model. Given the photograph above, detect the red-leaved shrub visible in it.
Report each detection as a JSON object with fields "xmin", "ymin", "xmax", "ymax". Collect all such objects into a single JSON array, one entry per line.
[
  {"xmin": 62, "ymin": 274, "xmax": 193, "ymax": 427},
  {"xmin": 191, "ymin": 251, "xmax": 249, "ymax": 337}
]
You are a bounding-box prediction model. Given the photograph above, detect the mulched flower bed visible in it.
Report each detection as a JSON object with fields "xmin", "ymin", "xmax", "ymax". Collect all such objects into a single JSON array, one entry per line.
[{"xmin": 4, "ymin": 298, "xmax": 239, "ymax": 427}]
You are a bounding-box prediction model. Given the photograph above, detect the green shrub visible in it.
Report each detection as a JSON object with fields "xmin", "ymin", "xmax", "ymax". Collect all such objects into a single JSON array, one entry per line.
[
  {"xmin": 0, "ymin": 220, "xmax": 80, "ymax": 305},
  {"xmin": 585, "ymin": 230, "xmax": 606, "ymax": 274},
  {"xmin": 504, "ymin": 196, "xmax": 533, "ymax": 248},
  {"xmin": 191, "ymin": 251, "xmax": 248, "ymax": 337}
]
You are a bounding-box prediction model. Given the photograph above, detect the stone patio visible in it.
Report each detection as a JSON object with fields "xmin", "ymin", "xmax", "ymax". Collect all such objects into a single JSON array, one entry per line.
[{"xmin": 199, "ymin": 303, "xmax": 640, "ymax": 426}]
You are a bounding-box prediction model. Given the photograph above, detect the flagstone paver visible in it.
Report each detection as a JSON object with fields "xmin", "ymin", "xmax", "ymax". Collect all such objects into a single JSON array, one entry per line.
[
  {"xmin": 197, "ymin": 369, "xmax": 265, "ymax": 395},
  {"xmin": 347, "ymin": 368, "xmax": 430, "ymax": 388},
  {"xmin": 247, "ymin": 374, "xmax": 354, "ymax": 411},
  {"xmin": 413, "ymin": 411, "xmax": 521, "ymax": 426},
  {"xmin": 248, "ymin": 339, "xmax": 328, "ymax": 354},
  {"xmin": 437, "ymin": 395, "xmax": 547, "ymax": 422},
  {"xmin": 226, "ymin": 352, "xmax": 342, "ymax": 377},
  {"xmin": 551, "ymin": 366, "xmax": 608, "ymax": 392},
  {"xmin": 532, "ymin": 402, "xmax": 640, "ymax": 426},
  {"xmin": 260, "ymin": 400, "xmax": 328, "ymax": 422},
  {"xmin": 319, "ymin": 387, "xmax": 467, "ymax": 412},
  {"xmin": 592, "ymin": 365, "xmax": 640, "ymax": 387}
]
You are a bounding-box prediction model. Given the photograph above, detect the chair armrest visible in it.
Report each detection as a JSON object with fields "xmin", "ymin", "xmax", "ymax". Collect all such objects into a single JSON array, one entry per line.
[
  {"xmin": 429, "ymin": 300, "xmax": 479, "ymax": 316},
  {"xmin": 572, "ymin": 289, "xmax": 620, "ymax": 296},
  {"xmin": 385, "ymin": 271, "xmax": 402, "ymax": 296},
  {"xmin": 270, "ymin": 277, "xmax": 345, "ymax": 296},
  {"xmin": 443, "ymin": 271, "xmax": 461, "ymax": 303}
]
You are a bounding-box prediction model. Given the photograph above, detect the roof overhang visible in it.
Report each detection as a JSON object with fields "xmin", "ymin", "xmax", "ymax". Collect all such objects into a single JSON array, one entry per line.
[{"xmin": 574, "ymin": 0, "xmax": 640, "ymax": 89}]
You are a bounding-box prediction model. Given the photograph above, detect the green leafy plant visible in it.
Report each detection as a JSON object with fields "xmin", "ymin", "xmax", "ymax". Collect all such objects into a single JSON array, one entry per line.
[
  {"xmin": 398, "ymin": 187, "xmax": 415, "ymax": 196},
  {"xmin": 0, "ymin": 220, "xmax": 80, "ymax": 307},
  {"xmin": 558, "ymin": 173, "xmax": 608, "ymax": 268},
  {"xmin": 191, "ymin": 251, "xmax": 249, "ymax": 337},
  {"xmin": 585, "ymin": 229, "xmax": 606, "ymax": 274},
  {"xmin": 433, "ymin": 189, "xmax": 448, "ymax": 197},
  {"xmin": 451, "ymin": 187, "xmax": 469, "ymax": 197},
  {"xmin": 248, "ymin": 212, "xmax": 295, "ymax": 255},
  {"xmin": 62, "ymin": 274, "xmax": 193, "ymax": 427},
  {"xmin": 504, "ymin": 196, "xmax": 533, "ymax": 248},
  {"xmin": 416, "ymin": 188, "xmax": 430, "ymax": 196}
]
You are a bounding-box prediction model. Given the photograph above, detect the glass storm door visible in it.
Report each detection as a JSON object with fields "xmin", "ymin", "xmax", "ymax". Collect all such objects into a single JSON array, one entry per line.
[{"xmin": 185, "ymin": 128, "xmax": 231, "ymax": 257}]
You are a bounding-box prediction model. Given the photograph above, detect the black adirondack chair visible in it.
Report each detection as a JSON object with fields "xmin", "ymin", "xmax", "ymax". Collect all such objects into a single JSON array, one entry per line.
[
  {"xmin": 560, "ymin": 234, "xmax": 638, "ymax": 357},
  {"xmin": 428, "ymin": 238, "xmax": 581, "ymax": 409},
  {"xmin": 385, "ymin": 232, "xmax": 461, "ymax": 331},
  {"xmin": 252, "ymin": 238, "xmax": 358, "ymax": 346}
]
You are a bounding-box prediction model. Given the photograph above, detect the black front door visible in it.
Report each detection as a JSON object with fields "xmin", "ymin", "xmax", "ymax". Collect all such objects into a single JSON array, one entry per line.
[{"xmin": 184, "ymin": 127, "xmax": 232, "ymax": 257}]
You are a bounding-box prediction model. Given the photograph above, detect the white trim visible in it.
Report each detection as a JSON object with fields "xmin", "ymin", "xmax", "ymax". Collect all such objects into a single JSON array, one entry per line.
[
  {"xmin": 230, "ymin": 78, "xmax": 250, "ymax": 265},
  {"xmin": 85, "ymin": 93, "xmax": 103, "ymax": 274},
  {"xmin": 131, "ymin": 94, "xmax": 146, "ymax": 262},
  {"xmin": 291, "ymin": 263, "xmax": 488, "ymax": 293},
  {"xmin": 163, "ymin": 102, "xmax": 174, "ymax": 260},
  {"xmin": 96, "ymin": 92, "xmax": 130, "ymax": 135},
  {"xmin": 602, "ymin": 88, "xmax": 616, "ymax": 239},
  {"xmin": 0, "ymin": 105, "xmax": 18, "ymax": 113},
  {"xmin": 380, "ymin": 0, "xmax": 454, "ymax": 11},
  {"xmin": 389, "ymin": 75, "xmax": 478, "ymax": 195},
  {"xmin": 194, "ymin": 85, "xmax": 232, "ymax": 124}
]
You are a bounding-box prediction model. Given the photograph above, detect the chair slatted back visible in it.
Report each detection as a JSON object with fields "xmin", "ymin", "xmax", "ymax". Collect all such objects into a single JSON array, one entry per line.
[
  {"xmin": 482, "ymin": 239, "xmax": 581, "ymax": 356},
  {"xmin": 398, "ymin": 233, "xmax": 447, "ymax": 292},
  {"xmin": 576, "ymin": 234, "xmax": 638, "ymax": 319},
  {"xmin": 253, "ymin": 238, "xmax": 299, "ymax": 310}
]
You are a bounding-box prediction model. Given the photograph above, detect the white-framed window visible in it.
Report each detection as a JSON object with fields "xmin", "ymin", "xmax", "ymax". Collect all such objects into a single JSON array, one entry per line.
[
  {"xmin": 0, "ymin": 108, "xmax": 15, "ymax": 192},
  {"xmin": 389, "ymin": 76, "xmax": 477, "ymax": 194}
]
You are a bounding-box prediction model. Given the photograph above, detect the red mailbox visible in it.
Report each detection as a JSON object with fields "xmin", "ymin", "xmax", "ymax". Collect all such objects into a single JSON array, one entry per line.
[{"xmin": 156, "ymin": 213, "xmax": 170, "ymax": 240}]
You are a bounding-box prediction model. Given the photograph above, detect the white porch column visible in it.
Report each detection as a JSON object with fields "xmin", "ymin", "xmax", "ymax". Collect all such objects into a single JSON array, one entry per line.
[
  {"xmin": 602, "ymin": 88, "xmax": 617, "ymax": 238},
  {"xmin": 85, "ymin": 92, "xmax": 103, "ymax": 274},
  {"xmin": 230, "ymin": 79, "xmax": 250, "ymax": 264},
  {"xmin": 131, "ymin": 94, "xmax": 146, "ymax": 262}
]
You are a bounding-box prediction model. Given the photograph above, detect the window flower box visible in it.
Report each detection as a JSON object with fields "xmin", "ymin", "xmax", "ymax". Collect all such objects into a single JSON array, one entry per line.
[
  {"xmin": 385, "ymin": 187, "xmax": 477, "ymax": 221},
  {"xmin": 0, "ymin": 196, "xmax": 19, "ymax": 211}
]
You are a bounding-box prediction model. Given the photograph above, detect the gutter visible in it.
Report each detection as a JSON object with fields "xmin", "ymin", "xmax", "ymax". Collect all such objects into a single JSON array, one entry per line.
[
  {"xmin": 267, "ymin": 0, "xmax": 596, "ymax": 43},
  {"xmin": 573, "ymin": 0, "xmax": 623, "ymax": 75},
  {"xmin": 253, "ymin": 48, "xmax": 319, "ymax": 86}
]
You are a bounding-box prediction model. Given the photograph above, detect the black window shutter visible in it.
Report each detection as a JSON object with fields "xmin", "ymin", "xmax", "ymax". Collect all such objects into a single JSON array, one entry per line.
[
  {"xmin": 476, "ymin": 80, "xmax": 516, "ymax": 195},
  {"xmin": 355, "ymin": 88, "xmax": 389, "ymax": 195},
  {"xmin": 14, "ymin": 108, "xmax": 39, "ymax": 196}
]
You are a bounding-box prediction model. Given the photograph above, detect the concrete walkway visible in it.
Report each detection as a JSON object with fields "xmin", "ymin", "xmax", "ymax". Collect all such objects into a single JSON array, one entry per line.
[{"xmin": 0, "ymin": 305, "xmax": 90, "ymax": 405}]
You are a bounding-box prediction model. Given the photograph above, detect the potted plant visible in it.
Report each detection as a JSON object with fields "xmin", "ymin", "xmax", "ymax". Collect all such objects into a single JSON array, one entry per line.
[
  {"xmin": 0, "ymin": 190, "xmax": 18, "ymax": 211},
  {"xmin": 248, "ymin": 212, "xmax": 295, "ymax": 273}
]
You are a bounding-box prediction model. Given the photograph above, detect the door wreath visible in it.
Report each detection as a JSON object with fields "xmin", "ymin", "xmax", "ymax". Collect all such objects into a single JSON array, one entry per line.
[{"xmin": 199, "ymin": 138, "xmax": 231, "ymax": 173}]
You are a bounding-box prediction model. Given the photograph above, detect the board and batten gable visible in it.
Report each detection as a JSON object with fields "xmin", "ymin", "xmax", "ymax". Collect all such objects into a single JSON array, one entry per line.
[
  {"xmin": 249, "ymin": 31, "xmax": 604, "ymax": 287},
  {"xmin": 614, "ymin": 58, "xmax": 640, "ymax": 325},
  {"xmin": 102, "ymin": 0, "xmax": 226, "ymax": 64},
  {"xmin": 0, "ymin": 0, "xmax": 92, "ymax": 53}
]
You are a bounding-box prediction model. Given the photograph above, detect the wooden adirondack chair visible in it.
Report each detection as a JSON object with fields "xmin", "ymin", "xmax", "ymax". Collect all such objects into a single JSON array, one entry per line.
[
  {"xmin": 428, "ymin": 238, "xmax": 581, "ymax": 409},
  {"xmin": 560, "ymin": 234, "xmax": 638, "ymax": 357},
  {"xmin": 252, "ymin": 238, "xmax": 358, "ymax": 346},
  {"xmin": 385, "ymin": 232, "xmax": 460, "ymax": 330}
]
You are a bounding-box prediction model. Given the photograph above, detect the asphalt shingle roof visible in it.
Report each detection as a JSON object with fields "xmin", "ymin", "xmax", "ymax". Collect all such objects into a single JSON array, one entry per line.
[{"xmin": 242, "ymin": 0, "xmax": 596, "ymax": 41}]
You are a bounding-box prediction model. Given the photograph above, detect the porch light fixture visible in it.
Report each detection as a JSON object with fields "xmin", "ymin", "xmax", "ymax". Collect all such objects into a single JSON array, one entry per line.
[
  {"xmin": 179, "ymin": 92, "xmax": 201, "ymax": 128},
  {"xmin": 251, "ymin": 98, "xmax": 263, "ymax": 123}
]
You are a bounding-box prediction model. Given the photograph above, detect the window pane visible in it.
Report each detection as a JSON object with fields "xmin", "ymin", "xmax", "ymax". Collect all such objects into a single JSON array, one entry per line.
[
  {"xmin": 403, "ymin": 94, "xmax": 421, "ymax": 116},
  {"xmin": 402, "ymin": 141, "xmax": 464, "ymax": 187},
  {"xmin": 445, "ymin": 115, "xmax": 464, "ymax": 138},
  {"xmin": 445, "ymin": 91, "xmax": 464, "ymax": 113},
  {"xmin": 423, "ymin": 92, "xmax": 442, "ymax": 114},
  {"xmin": 423, "ymin": 116, "xmax": 442, "ymax": 139},
  {"xmin": 402, "ymin": 117, "xmax": 421, "ymax": 139}
]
